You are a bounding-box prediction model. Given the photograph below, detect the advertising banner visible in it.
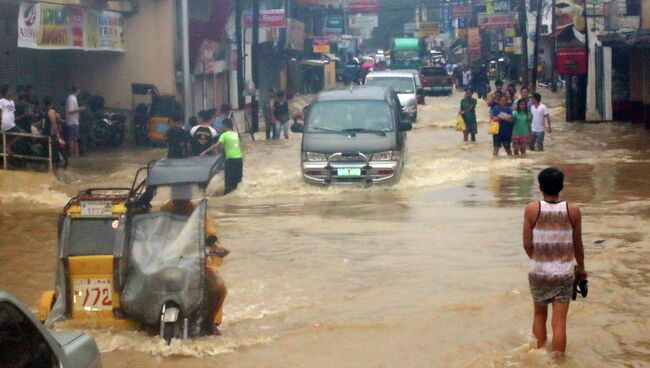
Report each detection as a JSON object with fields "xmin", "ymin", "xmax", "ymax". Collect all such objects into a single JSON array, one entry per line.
[
  {"xmin": 17, "ymin": 1, "xmax": 124, "ymax": 51},
  {"xmin": 468, "ymin": 27, "xmax": 481, "ymax": 60},
  {"xmin": 554, "ymin": 0, "xmax": 587, "ymax": 74},
  {"xmin": 477, "ymin": 13, "xmax": 516, "ymax": 29}
]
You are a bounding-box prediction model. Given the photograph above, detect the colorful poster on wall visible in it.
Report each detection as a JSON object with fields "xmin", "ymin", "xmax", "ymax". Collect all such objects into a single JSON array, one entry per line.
[
  {"xmin": 17, "ymin": 1, "xmax": 124, "ymax": 51},
  {"xmin": 554, "ymin": 0, "xmax": 587, "ymax": 74}
]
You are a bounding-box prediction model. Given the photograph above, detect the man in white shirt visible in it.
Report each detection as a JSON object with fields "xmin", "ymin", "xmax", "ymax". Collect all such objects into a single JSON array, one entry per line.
[
  {"xmin": 462, "ymin": 68, "xmax": 472, "ymax": 89},
  {"xmin": 529, "ymin": 92, "xmax": 551, "ymax": 151},
  {"xmin": 66, "ymin": 85, "xmax": 85, "ymax": 158},
  {"xmin": 0, "ymin": 84, "xmax": 19, "ymax": 132}
]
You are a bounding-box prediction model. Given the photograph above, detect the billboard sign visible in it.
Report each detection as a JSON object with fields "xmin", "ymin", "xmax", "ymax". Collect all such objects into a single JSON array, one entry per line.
[
  {"xmin": 554, "ymin": 0, "xmax": 587, "ymax": 74},
  {"xmin": 348, "ymin": 0, "xmax": 378, "ymax": 13},
  {"xmin": 17, "ymin": 1, "xmax": 124, "ymax": 51},
  {"xmin": 477, "ymin": 13, "xmax": 516, "ymax": 29}
]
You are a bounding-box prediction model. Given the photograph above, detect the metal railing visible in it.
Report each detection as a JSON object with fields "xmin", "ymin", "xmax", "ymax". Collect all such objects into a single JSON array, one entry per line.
[{"xmin": 1, "ymin": 130, "xmax": 53, "ymax": 172}]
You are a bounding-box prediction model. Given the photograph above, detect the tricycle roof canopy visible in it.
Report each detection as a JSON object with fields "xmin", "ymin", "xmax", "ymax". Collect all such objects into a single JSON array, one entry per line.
[{"xmin": 147, "ymin": 155, "xmax": 224, "ymax": 187}]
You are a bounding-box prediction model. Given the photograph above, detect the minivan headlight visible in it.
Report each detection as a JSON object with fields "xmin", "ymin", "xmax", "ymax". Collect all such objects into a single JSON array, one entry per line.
[
  {"xmin": 302, "ymin": 152, "xmax": 328, "ymax": 161},
  {"xmin": 403, "ymin": 104, "xmax": 416, "ymax": 113},
  {"xmin": 372, "ymin": 151, "xmax": 400, "ymax": 161}
]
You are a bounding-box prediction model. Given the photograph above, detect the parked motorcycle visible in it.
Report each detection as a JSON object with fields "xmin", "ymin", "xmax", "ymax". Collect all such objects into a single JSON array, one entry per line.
[{"xmin": 78, "ymin": 94, "xmax": 126, "ymax": 149}]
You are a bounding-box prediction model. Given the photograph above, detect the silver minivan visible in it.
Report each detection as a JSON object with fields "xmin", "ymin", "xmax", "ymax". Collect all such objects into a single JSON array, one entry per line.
[
  {"xmin": 292, "ymin": 86, "xmax": 412, "ymax": 185},
  {"xmin": 365, "ymin": 70, "xmax": 423, "ymax": 121}
]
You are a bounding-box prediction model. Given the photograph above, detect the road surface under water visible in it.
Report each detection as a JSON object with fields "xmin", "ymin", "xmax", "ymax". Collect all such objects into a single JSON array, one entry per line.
[{"xmin": 1, "ymin": 90, "xmax": 650, "ymax": 367}]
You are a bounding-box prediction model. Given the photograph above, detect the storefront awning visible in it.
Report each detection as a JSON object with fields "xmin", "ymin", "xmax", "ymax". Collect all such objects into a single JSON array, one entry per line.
[
  {"xmin": 301, "ymin": 59, "xmax": 330, "ymax": 66},
  {"xmin": 323, "ymin": 53, "xmax": 341, "ymax": 62}
]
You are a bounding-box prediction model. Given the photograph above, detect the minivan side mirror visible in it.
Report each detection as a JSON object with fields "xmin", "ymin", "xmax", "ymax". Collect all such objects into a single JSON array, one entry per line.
[
  {"xmin": 291, "ymin": 122, "xmax": 304, "ymax": 133},
  {"xmin": 416, "ymin": 87, "xmax": 425, "ymax": 97},
  {"xmin": 399, "ymin": 122, "xmax": 412, "ymax": 131}
]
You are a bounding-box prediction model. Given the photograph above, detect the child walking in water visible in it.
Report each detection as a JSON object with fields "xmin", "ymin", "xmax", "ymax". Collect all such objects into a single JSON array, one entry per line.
[{"xmin": 512, "ymin": 99, "xmax": 531, "ymax": 155}]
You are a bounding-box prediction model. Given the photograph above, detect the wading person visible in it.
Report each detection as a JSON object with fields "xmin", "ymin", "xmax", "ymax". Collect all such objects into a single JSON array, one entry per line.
[
  {"xmin": 264, "ymin": 88, "xmax": 277, "ymax": 140},
  {"xmin": 490, "ymin": 95, "xmax": 513, "ymax": 156},
  {"xmin": 66, "ymin": 85, "xmax": 85, "ymax": 158},
  {"xmin": 486, "ymin": 79, "xmax": 504, "ymax": 108},
  {"xmin": 459, "ymin": 88, "xmax": 477, "ymax": 142},
  {"xmin": 166, "ymin": 119, "xmax": 190, "ymax": 159},
  {"xmin": 276, "ymin": 91, "xmax": 290, "ymax": 139},
  {"xmin": 190, "ymin": 110, "xmax": 219, "ymax": 156},
  {"xmin": 523, "ymin": 167, "xmax": 587, "ymax": 355},
  {"xmin": 530, "ymin": 93, "xmax": 551, "ymax": 151},
  {"xmin": 43, "ymin": 97, "xmax": 67, "ymax": 168},
  {"xmin": 215, "ymin": 119, "xmax": 243, "ymax": 195},
  {"xmin": 512, "ymin": 99, "xmax": 531, "ymax": 155}
]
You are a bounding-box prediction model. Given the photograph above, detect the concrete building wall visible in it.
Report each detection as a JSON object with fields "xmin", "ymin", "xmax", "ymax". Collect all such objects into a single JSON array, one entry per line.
[{"xmin": 68, "ymin": 0, "xmax": 178, "ymax": 109}]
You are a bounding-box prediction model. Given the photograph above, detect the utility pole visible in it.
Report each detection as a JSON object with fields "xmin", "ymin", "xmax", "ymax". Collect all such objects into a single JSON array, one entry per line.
[
  {"xmin": 550, "ymin": 0, "xmax": 557, "ymax": 91},
  {"xmin": 251, "ymin": 0, "xmax": 260, "ymax": 133},
  {"xmin": 235, "ymin": 0, "xmax": 245, "ymax": 110},
  {"xmin": 518, "ymin": 0, "xmax": 529, "ymax": 86},
  {"xmin": 530, "ymin": 0, "xmax": 543, "ymax": 91},
  {"xmin": 180, "ymin": 0, "xmax": 192, "ymax": 128}
]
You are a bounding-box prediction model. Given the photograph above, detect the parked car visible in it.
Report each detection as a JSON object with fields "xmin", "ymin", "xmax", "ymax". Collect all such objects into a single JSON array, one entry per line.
[
  {"xmin": 365, "ymin": 70, "xmax": 424, "ymax": 121},
  {"xmin": 419, "ymin": 65, "xmax": 453, "ymax": 95},
  {"xmin": 291, "ymin": 86, "xmax": 412, "ymax": 185},
  {"xmin": 0, "ymin": 291, "xmax": 102, "ymax": 368}
]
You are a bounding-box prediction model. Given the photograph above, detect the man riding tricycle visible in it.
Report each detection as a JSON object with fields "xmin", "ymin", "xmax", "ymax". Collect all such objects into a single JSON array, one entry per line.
[{"xmin": 40, "ymin": 155, "xmax": 229, "ymax": 343}]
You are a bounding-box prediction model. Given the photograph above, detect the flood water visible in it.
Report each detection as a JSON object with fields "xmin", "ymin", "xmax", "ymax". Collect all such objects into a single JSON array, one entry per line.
[{"xmin": 1, "ymin": 91, "xmax": 650, "ymax": 367}]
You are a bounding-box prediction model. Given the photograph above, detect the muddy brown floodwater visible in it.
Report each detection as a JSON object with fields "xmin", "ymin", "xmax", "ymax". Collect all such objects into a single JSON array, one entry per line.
[{"xmin": 2, "ymin": 90, "xmax": 650, "ymax": 367}]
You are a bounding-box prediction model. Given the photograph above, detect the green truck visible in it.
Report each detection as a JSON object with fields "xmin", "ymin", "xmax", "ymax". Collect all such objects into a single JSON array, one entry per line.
[{"xmin": 390, "ymin": 38, "xmax": 425, "ymax": 70}]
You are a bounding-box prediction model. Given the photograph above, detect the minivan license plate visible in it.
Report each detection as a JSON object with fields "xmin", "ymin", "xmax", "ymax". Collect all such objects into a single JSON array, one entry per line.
[{"xmin": 337, "ymin": 168, "xmax": 361, "ymax": 177}]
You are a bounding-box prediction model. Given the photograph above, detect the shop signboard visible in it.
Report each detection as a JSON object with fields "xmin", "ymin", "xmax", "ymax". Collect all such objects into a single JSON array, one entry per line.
[
  {"xmin": 451, "ymin": 3, "xmax": 473, "ymax": 17},
  {"xmin": 418, "ymin": 22, "xmax": 440, "ymax": 37},
  {"xmin": 312, "ymin": 37, "xmax": 330, "ymax": 53},
  {"xmin": 554, "ymin": 0, "xmax": 587, "ymax": 74},
  {"xmin": 17, "ymin": 1, "xmax": 124, "ymax": 51},
  {"xmin": 485, "ymin": 1, "xmax": 511, "ymax": 13},
  {"xmin": 404, "ymin": 22, "xmax": 416, "ymax": 35},
  {"xmin": 348, "ymin": 13, "xmax": 378, "ymax": 29},
  {"xmin": 348, "ymin": 0, "xmax": 378, "ymax": 13},
  {"xmin": 477, "ymin": 13, "xmax": 516, "ymax": 29},
  {"xmin": 244, "ymin": 9, "xmax": 286, "ymax": 28}
]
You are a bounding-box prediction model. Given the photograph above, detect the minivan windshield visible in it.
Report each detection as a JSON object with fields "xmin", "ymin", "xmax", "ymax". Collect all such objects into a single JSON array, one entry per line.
[
  {"xmin": 365, "ymin": 77, "xmax": 415, "ymax": 94},
  {"xmin": 307, "ymin": 100, "xmax": 394, "ymax": 133}
]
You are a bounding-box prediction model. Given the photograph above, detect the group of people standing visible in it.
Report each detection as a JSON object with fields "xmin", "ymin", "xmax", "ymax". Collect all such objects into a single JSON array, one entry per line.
[
  {"xmin": 459, "ymin": 79, "xmax": 552, "ymax": 157},
  {"xmin": 263, "ymin": 88, "xmax": 290, "ymax": 140},
  {"xmin": 0, "ymin": 83, "xmax": 86, "ymax": 168},
  {"xmin": 166, "ymin": 104, "xmax": 243, "ymax": 195}
]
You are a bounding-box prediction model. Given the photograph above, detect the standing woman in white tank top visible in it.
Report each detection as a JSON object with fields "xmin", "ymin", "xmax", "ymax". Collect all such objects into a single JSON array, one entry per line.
[{"xmin": 523, "ymin": 167, "xmax": 587, "ymax": 355}]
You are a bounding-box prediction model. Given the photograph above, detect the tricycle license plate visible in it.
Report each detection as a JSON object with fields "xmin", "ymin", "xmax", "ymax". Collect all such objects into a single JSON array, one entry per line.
[
  {"xmin": 73, "ymin": 278, "xmax": 113, "ymax": 311},
  {"xmin": 337, "ymin": 168, "xmax": 361, "ymax": 177},
  {"xmin": 80, "ymin": 201, "xmax": 113, "ymax": 217}
]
